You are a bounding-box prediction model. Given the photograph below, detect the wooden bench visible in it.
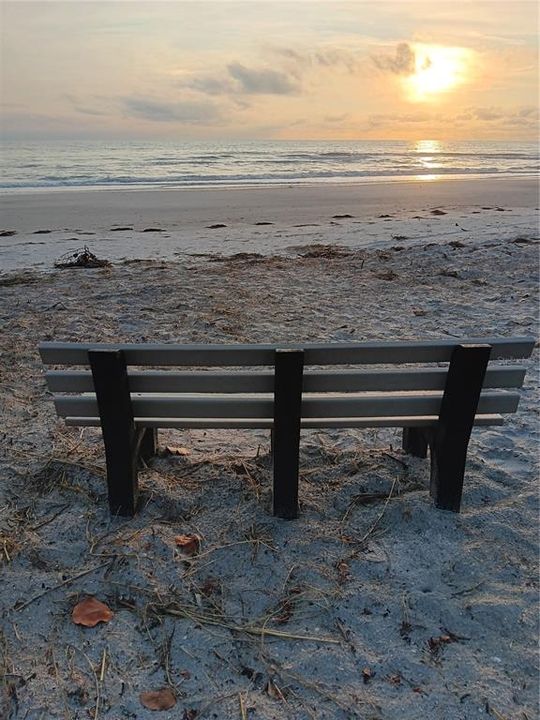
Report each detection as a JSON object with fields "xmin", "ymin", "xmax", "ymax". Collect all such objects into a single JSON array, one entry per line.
[{"xmin": 39, "ymin": 337, "xmax": 534, "ymax": 519}]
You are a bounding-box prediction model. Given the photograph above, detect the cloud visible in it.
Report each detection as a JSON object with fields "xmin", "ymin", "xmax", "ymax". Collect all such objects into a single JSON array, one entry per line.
[
  {"xmin": 366, "ymin": 105, "xmax": 539, "ymax": 131},
  {"xmin": 273, "ymin": 46, "xmax": 361, "ymax": 74},
  {"xmin": 182, "ymin": 62, "xmax": 301, "ymax": 98},
  {"xmin": 227, "ymin": 63, "xmax": 300, "ymax": 95},
  {"xmin": 122, "ymin": 97, "xmax": 222, "ymax": 124},
  {"xmin": 372, "ymin": 43, "xmax": 416, "ymax": 75}
]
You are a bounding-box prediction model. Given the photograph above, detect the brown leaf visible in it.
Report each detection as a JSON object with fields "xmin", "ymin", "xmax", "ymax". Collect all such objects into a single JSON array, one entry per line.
[
  {"xmin": 71, "ymin": 597, "xmax": 113, "ymax": 627},
  {"xmin": 166, "ymin": 446, "xmax": 190, "ymax": 456},
  {"xmin": 174, "ymin": 534, "xmax": 201, "ymax": 555},
  {"xmin": 140, "ymin": 688, "xmax": 176, "ymax": 711}
]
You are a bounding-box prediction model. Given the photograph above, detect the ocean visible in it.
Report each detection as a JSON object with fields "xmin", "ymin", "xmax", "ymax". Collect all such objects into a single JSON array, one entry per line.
[{"xmin": 1, "ymin": 139, "xmax": 538, "ymax": 192}]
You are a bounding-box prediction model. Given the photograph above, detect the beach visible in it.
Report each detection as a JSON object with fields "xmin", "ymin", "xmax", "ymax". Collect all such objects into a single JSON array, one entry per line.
[
  {"xmin": 1, "ymin": 176, "xmax": 538, "ymax": 270},
  {"xmin": 0, "ymin": 176, "xmax": 538, "ymax": 719}
]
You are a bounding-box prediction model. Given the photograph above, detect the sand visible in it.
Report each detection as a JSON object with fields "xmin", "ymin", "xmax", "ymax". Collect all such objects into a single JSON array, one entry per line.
[
  {"xmin": 0, "ymin": 176, "xmax": 538, "ymax": 270},
  {"xmin": 0, "ymin": 177, "xmax": 538, "ymax": 719}
]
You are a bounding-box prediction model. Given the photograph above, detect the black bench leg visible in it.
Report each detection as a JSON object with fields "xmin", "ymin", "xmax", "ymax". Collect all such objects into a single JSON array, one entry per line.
[
  {"xmin": 89, "ymin": 349, "xmax": 138, "ymax": 517},
  {"xmin": 273, "ymin": 349, "xmax": 304, "ymax": 519},
  {"xmin": 430, "ymin": 344, "xmax": 491, "ymax": 513},
  {"xmin": 402, "ymin": 427, "xmax": 430, "ymax": 458},
  {"xmin": 138, "ymin": 428, "xmax": 158, "ymax": 463}
]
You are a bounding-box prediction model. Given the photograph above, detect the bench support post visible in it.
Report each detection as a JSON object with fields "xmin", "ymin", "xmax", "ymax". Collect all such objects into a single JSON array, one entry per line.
[
  {"xmin": 137, "ymin": 427, "xmax": 158, "ymax": 463},
  {"xmin": 89, "ymin": 349, "xmax": 138, "ymax": 516},
  {"xmin": 402, "ymin": 427, "xmax": 430, "ymax": 458},
  {"xmin": 430, "ymin": 344, "xmax": 491, "ymax": 513},
  {"xmin": 273, "ymin": 349, "xmax": 304, "ymax": 519}
]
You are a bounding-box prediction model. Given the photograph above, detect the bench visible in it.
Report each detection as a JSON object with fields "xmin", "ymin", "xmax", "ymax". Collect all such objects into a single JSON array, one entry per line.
[{"xmin": 39, "ymin": 336, "xmax": 534, "ymax": 519}]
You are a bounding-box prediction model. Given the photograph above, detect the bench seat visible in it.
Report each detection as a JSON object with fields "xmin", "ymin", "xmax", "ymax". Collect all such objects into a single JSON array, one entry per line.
[{"xmin": 39, "ymin": 336, "xmax": 534, "ymax": 519}]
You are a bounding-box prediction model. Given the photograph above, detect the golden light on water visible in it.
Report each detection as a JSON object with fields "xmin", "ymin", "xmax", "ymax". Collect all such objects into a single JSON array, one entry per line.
[{"xmin": 406, "ymin": 45, "xmax": 472, "ymax": 102}]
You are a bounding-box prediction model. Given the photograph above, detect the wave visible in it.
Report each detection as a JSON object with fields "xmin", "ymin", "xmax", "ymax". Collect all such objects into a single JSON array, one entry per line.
[{"xmin": 2, "ymin": 165, "xmax": 539, "ymax": 191}]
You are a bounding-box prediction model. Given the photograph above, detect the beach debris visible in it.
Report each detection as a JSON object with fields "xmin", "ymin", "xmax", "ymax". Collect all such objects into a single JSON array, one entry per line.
[
  {"xmin": 373, "ymin": 270, "xmax": 399, "ymax": 281},
  {"xmin": 208, "ymin": 252, "xmax": 265, "ymax": 263},
  {"xmin": 139, "ymin": 688, "xmax": 177, "ymax": 711},
  {"xmin": 265, "ymin": 679, "xmax": 287, "ymax": 701},
  {"xmin": 448, "ymin": 240, "xmax": 466, "ymax": 248},
  {"xmin": 174, "ymin": 534, "xmax": 201, "ymax": 555},
  {"xmin": 512, "ymin": 236, "xmax": 538, "ymax": 244},
  {"xmin": 298, "ymin": 244, "xmax": 352, "ymax": 259},
  {"xmin": 0, "ymin": 229, "xmax": 17, "ymax": 236},
  {"xmin": 362, "ymin": 667, "xmax": 374, "ymax": 683},
  {"xmin": 439, "ymin": 269, "xmax": 459, "ymax": 278},
  {"xmin": 72, "ymin": 597, "xmax": 113, "ymax": 627},
  {"xmin": 165, "ymin": 445, "xmax": 190, "ymax": 456},
  {"xmin": 430, "ymin": 209, "xmax": 447, "ymax": 215},
  {"xmin": 54, "ymin": 246, "xmax": 110, "ymax": 269},
  {"xmin": 392, "ymin": 235, "xmax": 409, "ymax": 240},
  {"xmin": 206, "ymin": 223, "xmax": 227, "ymax": 229},
  {"xmin": 413, "ymin": 309, "xmax": 427, "ymax": 316}
]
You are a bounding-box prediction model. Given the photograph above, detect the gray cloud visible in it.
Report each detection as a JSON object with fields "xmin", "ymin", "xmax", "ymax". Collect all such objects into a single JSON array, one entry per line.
[
  {"xmin": 122, "ymin": 97, "xmax": 221, "ymax": 124},
  {"xmin": 273, "ymin": 47, "xmax": 361, "ymax": 74},
  {"xmin": 182, "ymin": 62, "xmax": 301, "ymax": 98},
  {"xmin": 372, "ymin": 43, "xmax": 417, "ymax": 75},
  {"xmin": 227, "ymin": 63, "xmax": 300, "ymax": 95}
]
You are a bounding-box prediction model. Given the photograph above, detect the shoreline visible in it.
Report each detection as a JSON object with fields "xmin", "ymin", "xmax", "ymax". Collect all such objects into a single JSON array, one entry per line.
[{"xmin": 1, "ymin": 171, "xmax": 538, "ymax": 196}]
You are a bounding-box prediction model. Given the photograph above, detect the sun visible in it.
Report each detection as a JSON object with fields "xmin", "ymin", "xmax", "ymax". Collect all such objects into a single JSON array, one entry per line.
[{"xmin": 405, "ymin": 44, "xmax": 471, "ymax": 102}]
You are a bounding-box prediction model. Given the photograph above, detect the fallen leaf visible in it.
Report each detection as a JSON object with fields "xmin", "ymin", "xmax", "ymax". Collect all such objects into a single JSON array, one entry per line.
[
  {"xmin": 72, "ymin": 597, "xmax": 113, "ymax": 627},
  {"xmin": 174, "ymin": 534, "xmax": 201, "ymax": 555},
  {"xmin": 140, "ymin": 688, "xmax": 176, "ymax": 711},
  {"xmin": 165, "ymin": 446, "xmax": 190, "ymax": 456}
]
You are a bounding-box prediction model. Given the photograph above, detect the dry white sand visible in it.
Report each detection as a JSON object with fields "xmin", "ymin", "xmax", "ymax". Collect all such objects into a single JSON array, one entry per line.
[{"xmin": 0, "ymin": 178, "xmax": 538, "ymax": 719}]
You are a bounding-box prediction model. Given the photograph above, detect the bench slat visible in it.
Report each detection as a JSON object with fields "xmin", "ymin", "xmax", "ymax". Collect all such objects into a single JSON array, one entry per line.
[
  {"xmin": 39, "ymin": 337, "xmax": 535, "ymax": 366},
  {"xmin": 45, "ymin": 366, "xmax": 528, "ymax": 394},
  {"xmin": 54, "ymin": 391, "xmax": 520, "ymax": 420},
  {"xmin": 64, "ymin": 414, "xmax": 505, "ymax": 429}
]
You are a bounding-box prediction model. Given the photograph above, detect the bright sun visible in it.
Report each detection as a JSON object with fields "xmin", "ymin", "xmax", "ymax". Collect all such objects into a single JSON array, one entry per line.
[{"xmin": 406, "ymin": 44, "xmax": 471, "ymax": 102}]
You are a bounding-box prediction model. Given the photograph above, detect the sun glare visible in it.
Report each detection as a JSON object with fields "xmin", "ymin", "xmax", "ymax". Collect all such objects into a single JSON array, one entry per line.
[{"xmin": 406, "ymin": 45, "xmax": 471, "ymax": 102}]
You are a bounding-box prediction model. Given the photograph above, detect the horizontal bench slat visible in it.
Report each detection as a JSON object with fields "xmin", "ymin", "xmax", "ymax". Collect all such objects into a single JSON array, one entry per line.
[
  {"xmin": 45, "ymin": 366, "xmax": 528, "ymax": 394},
  {"xmin": 39, "ymin": 337, "xmax": 535, "ymax": 366},
  {"xmin": 54, "ymin": 391, "xmax": 520, "ymax": 420},
  {"xmin": 64, "ymin": 414, "xmax": 505, "ymax": 429}
]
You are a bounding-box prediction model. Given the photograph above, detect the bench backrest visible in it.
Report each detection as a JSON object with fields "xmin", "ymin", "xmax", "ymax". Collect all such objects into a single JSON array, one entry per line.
[{"xmin": 39, "ymin": 337, "xmax": 534, "ymax": 429}]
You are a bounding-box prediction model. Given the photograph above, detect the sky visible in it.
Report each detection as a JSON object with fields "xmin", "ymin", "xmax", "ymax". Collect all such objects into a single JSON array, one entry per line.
[{"xmin": 1, "ymin": 0, "xmax": 538, "ymax": 141}]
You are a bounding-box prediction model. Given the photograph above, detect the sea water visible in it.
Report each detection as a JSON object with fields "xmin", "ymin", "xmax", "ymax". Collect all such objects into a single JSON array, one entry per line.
[{"xmin": 1, "ymin": 139, "xmax": 538, "ymax": 192}]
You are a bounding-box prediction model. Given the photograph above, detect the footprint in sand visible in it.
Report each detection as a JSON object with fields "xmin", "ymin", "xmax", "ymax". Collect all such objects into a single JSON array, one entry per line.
[
  {"xmin": 142, "ymin": 227, "xmax": 164, "ymax": 232},
  {"xmin": 110, "ymin": 227, "xmax": 134, "ymax": 232},
  {"xmin": 430, "ymin": 209, "xmax": 447, "ymax": 216},
  {"xmin": 254, "ymin": 221, "xmax": 274, "ymax": 226},
  {"xmin": 0, "ymin": 230, "xmax": 17, "ymax": 237},
  {"xmin": 206, "ymin": 224, "xmax": 227, "ymax": 229},
  {"xmin": 378, "ymin": 214, "xmax": 393, "ymax": 218},
  {"xmin": 332, "ymin": 214, "xmax": 354, "ymax": 219},
  {"xmin": 33, "ymin": 229, "xmax": 52, "ymax": 234}
]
